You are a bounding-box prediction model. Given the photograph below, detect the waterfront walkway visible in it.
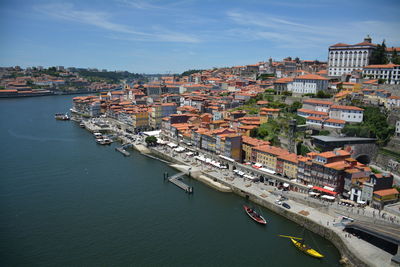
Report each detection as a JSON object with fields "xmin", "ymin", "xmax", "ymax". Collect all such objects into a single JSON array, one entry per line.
[
  {"xmin": 74, "ymin": 117, "xmax": 398, "ymax": 266},
  {"xmin": 151, "ymin": 144, "xmax": 396, "ymax": 267}
]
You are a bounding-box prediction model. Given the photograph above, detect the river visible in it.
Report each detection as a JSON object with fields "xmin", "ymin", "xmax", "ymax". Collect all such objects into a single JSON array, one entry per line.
[{"xmin": 0, "ymin": 95, "xmax": 340, "ymax": 266}]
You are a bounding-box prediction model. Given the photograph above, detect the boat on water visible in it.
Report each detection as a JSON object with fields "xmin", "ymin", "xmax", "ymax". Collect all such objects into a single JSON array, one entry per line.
[
  {"xmin": 243, "ymin": 205, "xmax": 267, "ymax": 225},
  {"xmin": 102, "ymin": 138, "xmax": 112, "ymax": 145},
  {"xmin": 93, "ymin": 132, "xmax": 103, "ymax": 139},
  {"xmin": 79, "ymin": 122, "xmax": 85, "ymax": 128},
  {"xmin": 55, "ymin": 113, "xmax": 70, "ymax": 120},
  {"xmin": 279, "ymin": 235, "xmax": 324, "ymax": 259}
]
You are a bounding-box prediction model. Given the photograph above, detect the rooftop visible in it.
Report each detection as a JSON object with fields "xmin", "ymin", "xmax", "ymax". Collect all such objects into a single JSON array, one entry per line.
[{"xmin": 311, "ymin": 135, "xmax": 376, "ymax": 143}]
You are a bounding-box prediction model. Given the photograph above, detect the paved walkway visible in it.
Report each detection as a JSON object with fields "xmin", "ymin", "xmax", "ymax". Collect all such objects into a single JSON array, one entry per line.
[
  {"xmin": 76, "ymin": 119, "xmax": 398, "ymax": 266},
  {"xmin": 152, "ymin": 145, "xmax": 396, "ymax": 267}
]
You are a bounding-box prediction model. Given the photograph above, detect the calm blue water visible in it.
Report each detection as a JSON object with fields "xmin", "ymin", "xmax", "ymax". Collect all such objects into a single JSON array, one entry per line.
[{"xmin": 0, "ymin": 95, "xmax": 340, "ymax": 266}]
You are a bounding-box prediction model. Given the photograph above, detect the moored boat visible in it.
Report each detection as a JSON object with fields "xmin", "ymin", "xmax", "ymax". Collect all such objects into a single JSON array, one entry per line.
[
  {"xmin": 279, "ymin": 235, "xmax": 324, "ymax": 259},
  {"xmin": 243, "ymin": 205, "xmax": 267, "ymax": 225},
  {"xmin": 55, "ymin": 113, "xmax": 70, "ymax": 120},
  {"xmin": 291, "ymin": 238, "xmax": 324, "ymax": 258},
  {"xmin": 102, "ymin": 138, "xmax": 112, "ymax": 145}
]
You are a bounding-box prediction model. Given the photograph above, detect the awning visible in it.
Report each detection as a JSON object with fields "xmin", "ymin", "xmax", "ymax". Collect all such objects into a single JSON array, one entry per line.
[
  {"xmin": 321, "ymin": 195, "xmax": 335, "ymax": 200},
  {"xmin": 309, "ymin": 192, "xmax": 320, "ymax": 196},
  {"xmin": 167, "ymin": 142, "xmax": 178, "ymax": 148},
  {"xmin": 307, "ymin": 184, "xmax": 314, "ymax": 188},
  {"xmin": 312, "ymin": 186, "xmax": 337, "ymax": 195},
  {"xmin": 252, "ymin": 163, "xmax": 262, "ymax": 168},
  {"xmin": 174, "ymin": 146, "xmax": 185, "ymax": 152},
  {"xmin": 283, "ymin": 183, "xmax": 290, "ymax": 187},
  {"xmin": 340, "ymin": 199, "xmax": 355, "ymax": 205},
  {"xmin": 219, "ymin": 155, "xmax": 235, "ymax": 162},
  {"xmin": 259, "ymin": 167, "xmax": 275, "ymax": 174},
  {"xmin": 323, "ymin": 185, "xmax": 335, "ymax": 191},
  {"xmin": 186, "ymin": 152, "xmax": 194, "ymax": 156}
]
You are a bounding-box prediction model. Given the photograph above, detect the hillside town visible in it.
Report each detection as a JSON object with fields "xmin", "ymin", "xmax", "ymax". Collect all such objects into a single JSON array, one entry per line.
[
  {"xmin": 0, "ymin": 66, "xmax": 143, "ymax": 97},
  {"xmin": 69, "ymin": 37, "xmax": 400, "ymax": 209},
  {"xmin": 3, "ymin": 36, "xmax": 400, "ymax": 264}
]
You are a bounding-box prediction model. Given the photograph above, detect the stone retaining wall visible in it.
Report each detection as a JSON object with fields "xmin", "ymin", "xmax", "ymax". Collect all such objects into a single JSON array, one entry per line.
[{"xmin": 147, "ymin": 147, "xmax": 368, "ymax": 267}]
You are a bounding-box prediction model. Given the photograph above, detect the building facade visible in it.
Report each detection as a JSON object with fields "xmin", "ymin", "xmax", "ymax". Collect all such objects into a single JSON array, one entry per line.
[
  {"xmin": 363, "ymin": 64, "xmax": 400, "ymax": 85},
  {"xmin": 328, "ymin": 36, "xmax": 377, "ymax": 77}
]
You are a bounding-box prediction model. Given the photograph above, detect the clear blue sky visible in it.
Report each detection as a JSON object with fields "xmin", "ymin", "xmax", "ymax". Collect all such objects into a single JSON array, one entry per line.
[{"xmin": 1, "ymin": 0, "xmax": 399, "ymax": 73}]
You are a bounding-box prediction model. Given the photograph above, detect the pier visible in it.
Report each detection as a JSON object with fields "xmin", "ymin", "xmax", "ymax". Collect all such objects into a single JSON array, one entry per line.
[
  {"xmin": 164, "ymin": 172, "xmax": 193, "ymax": 194},
  {"xmin": 115, "ymin": 146, "xmax": 130, "ymax": 156}
]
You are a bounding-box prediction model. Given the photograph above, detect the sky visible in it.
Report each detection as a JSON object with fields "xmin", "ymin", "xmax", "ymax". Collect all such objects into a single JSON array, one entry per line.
[{"xmin": 0, "ymin": 0, "xmax": 399, "ymax": 74}]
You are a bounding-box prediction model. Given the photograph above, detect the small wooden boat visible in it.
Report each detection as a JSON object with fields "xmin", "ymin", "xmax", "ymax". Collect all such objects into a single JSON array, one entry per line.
[
  {"xmin": 243, "ymin": 205, "xmax": 267, "ymax": 225},
  {"xmin": 279, "ymin": 235, "xmax": 324, "ymax": 258}
]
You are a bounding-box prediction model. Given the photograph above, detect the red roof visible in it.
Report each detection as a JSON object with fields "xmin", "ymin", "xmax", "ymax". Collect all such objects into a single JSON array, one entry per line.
[
  {"xmin": 330, "ymin": 105, "xmax": 364, "ymax": 111},
  {"xmin": 298, "ymin": 108, "xmax": 328, "ymax": 116},
  {"xmin": 354, "ymin": 41, "xmax": 377, "ymax": 46},
  {"xmin": 312, "ymin": 186, "xmax": 337, "ymax": 195},
  {"xmin": 374, "ymin": 188, "xmax": 399, "ymax": 197},
  {"xmin": 331, "ymin": 43, "xmax": 350, "ymax": 47},
  {"xmin": 303, "ymin": 99, "xmax": 333, "ymax": 106},
  {"xmin": 364, "ymin": 64, "xmax": 399, "ymax": 69}
]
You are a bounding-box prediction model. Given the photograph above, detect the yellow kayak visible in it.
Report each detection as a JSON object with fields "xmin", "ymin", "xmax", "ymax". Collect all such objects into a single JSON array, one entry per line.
[{"xmin": 291, "ymin": 238, "xmax": 324, "ymax": 258}]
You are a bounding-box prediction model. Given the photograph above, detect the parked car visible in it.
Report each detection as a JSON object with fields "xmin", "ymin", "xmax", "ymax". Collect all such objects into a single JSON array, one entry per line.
[
  {"xmin": 275, "ymin": 200, "xmax": 282, "ymax": 205},
  {"xmin": 282, "ymin": 203, "xmax": 291, "ymax": 209}
]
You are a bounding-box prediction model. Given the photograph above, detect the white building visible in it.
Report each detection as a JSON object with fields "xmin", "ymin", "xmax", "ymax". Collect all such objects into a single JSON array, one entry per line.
[
  {"xmin": 305, "ymin": 117, "xmax": 345, "ymax": 129},
  {"xmin": 302, "ymin": 99, "xmax": 333, "ymax": 112},
  {"xmin": 328, "ymin": 35, "xmax": 377, "ymax": 77},
  {"xmin": 363, "ymin": 64, "xmax": 400, "ymax": 85},
  {"xmin": 329, "ymin": 105, "xmax": 364, "ymax": 123},
  {"xmin": 290, "ymin": 74, "xmax": 329, "ymax": 94},
  {"xmin": 386, "ymin": 96, "xmax": 400, "ymax": 109}
]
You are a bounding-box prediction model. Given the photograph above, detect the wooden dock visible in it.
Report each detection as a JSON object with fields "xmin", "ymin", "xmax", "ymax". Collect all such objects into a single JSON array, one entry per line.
[{"xmin": 165, "ymin": 172, "xmax": 193, "ymax": 194}]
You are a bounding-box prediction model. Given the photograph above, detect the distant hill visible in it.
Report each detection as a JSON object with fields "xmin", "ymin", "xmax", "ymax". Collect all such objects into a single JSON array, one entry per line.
[{"xmin": 76, "ymin": 70, "xmax": 146, "ymax": 83}]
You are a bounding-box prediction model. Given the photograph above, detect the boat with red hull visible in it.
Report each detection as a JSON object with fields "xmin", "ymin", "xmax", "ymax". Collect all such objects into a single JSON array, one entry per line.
[{"xmin": 243, "ymin": 205, "xmax": 267, "ymax": 225}]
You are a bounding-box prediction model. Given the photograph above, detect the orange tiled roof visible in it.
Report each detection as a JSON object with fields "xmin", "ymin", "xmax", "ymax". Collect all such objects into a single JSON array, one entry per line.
[
  {"xmin": 279, "ymin": 153, "xmax": 299, "ymax": 164},
  {"xmin": 330, "ymin": 105, "xmax": 364, "ymax": 111},
  {"xmin": 255, "ymin": 145, "xmax": 289, "ymax": 157},
  {"xmin": 374, "ymin": 188, "xmax": 399, "ymax": 197},
  {"xmin": 364, "ymin": 64, "xmax": 399, "ymax": 69},
  {"xmin": 325, "ymin": 118, "xmax": 346, "ymax": 124},
  {"xmin": 298, "ymin": 108, "xmax": 328, "ymax": 116},
  {"xmin": 303, "ymin": 99, "xmax": 333, "ymax": 105}
]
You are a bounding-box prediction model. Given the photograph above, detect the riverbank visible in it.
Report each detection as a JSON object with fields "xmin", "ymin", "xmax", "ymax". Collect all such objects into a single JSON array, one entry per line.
[
  {"xmin": 141, "ymin": 145, "xmax": 394, "ymax": 267},
  {"xmin": 73, "ymin": 117, "xmax": 393, "ymax": 266}
]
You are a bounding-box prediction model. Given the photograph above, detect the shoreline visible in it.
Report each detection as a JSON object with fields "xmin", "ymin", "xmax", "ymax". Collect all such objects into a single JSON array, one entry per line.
[
  {"xmin": 143, "ymin": 146, "xmax": 394, "ymax": 267},
  {"xmin": 76, "ymin": 118, "xmax": 394, "ymax": 267}
]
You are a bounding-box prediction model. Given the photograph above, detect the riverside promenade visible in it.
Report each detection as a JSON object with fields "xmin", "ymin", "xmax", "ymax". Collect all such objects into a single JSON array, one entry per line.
[
  {"xmin": 75, "ymin": 118, "xmax": 397, "ymax": 266},
  {"xmin": 147, "ymin": 144, "xmax": 397, "ymax": 267}
]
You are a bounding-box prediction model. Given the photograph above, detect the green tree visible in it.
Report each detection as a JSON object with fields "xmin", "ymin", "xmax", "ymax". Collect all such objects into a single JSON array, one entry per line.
[
  {"xmin": 392, "ymin": 48, "xmax": 400, "ymax": 64},
  {"xmin": 145, "ymin": 136, "xmax": 157, "ymax": 146},
  {"xmin": 341, "ymin": 106, "xmax": 394, "ymax": 145},
  {"xmin": 370, "ymin": 41, "xmax": 388, "ymax": 64},
  {"xmin": 288, "ymin": 101, "xmax": 302, "ymax": 113},
  {"xmin": 316, "ymin": 91, "xmax": 332, "ymax": 98},
  {"xmin": 319, "ymin": 130, "xmax": 330, "ymax": 136}
]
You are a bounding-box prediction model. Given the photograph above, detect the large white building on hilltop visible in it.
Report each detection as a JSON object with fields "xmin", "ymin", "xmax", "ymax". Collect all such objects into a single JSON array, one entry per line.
[{"xmin": 328, "ymin": 35, "xmax": 377, "ymax": 77}]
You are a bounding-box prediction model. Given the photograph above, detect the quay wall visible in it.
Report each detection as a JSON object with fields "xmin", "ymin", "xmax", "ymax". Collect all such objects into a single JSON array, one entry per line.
[
  {"xmin": 229, "ymin": 187, "xmax": 367, "ymax": 267},
  {"xmin": 146, "ymin": 147, "xmax": 368, "ymax": 267}
]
